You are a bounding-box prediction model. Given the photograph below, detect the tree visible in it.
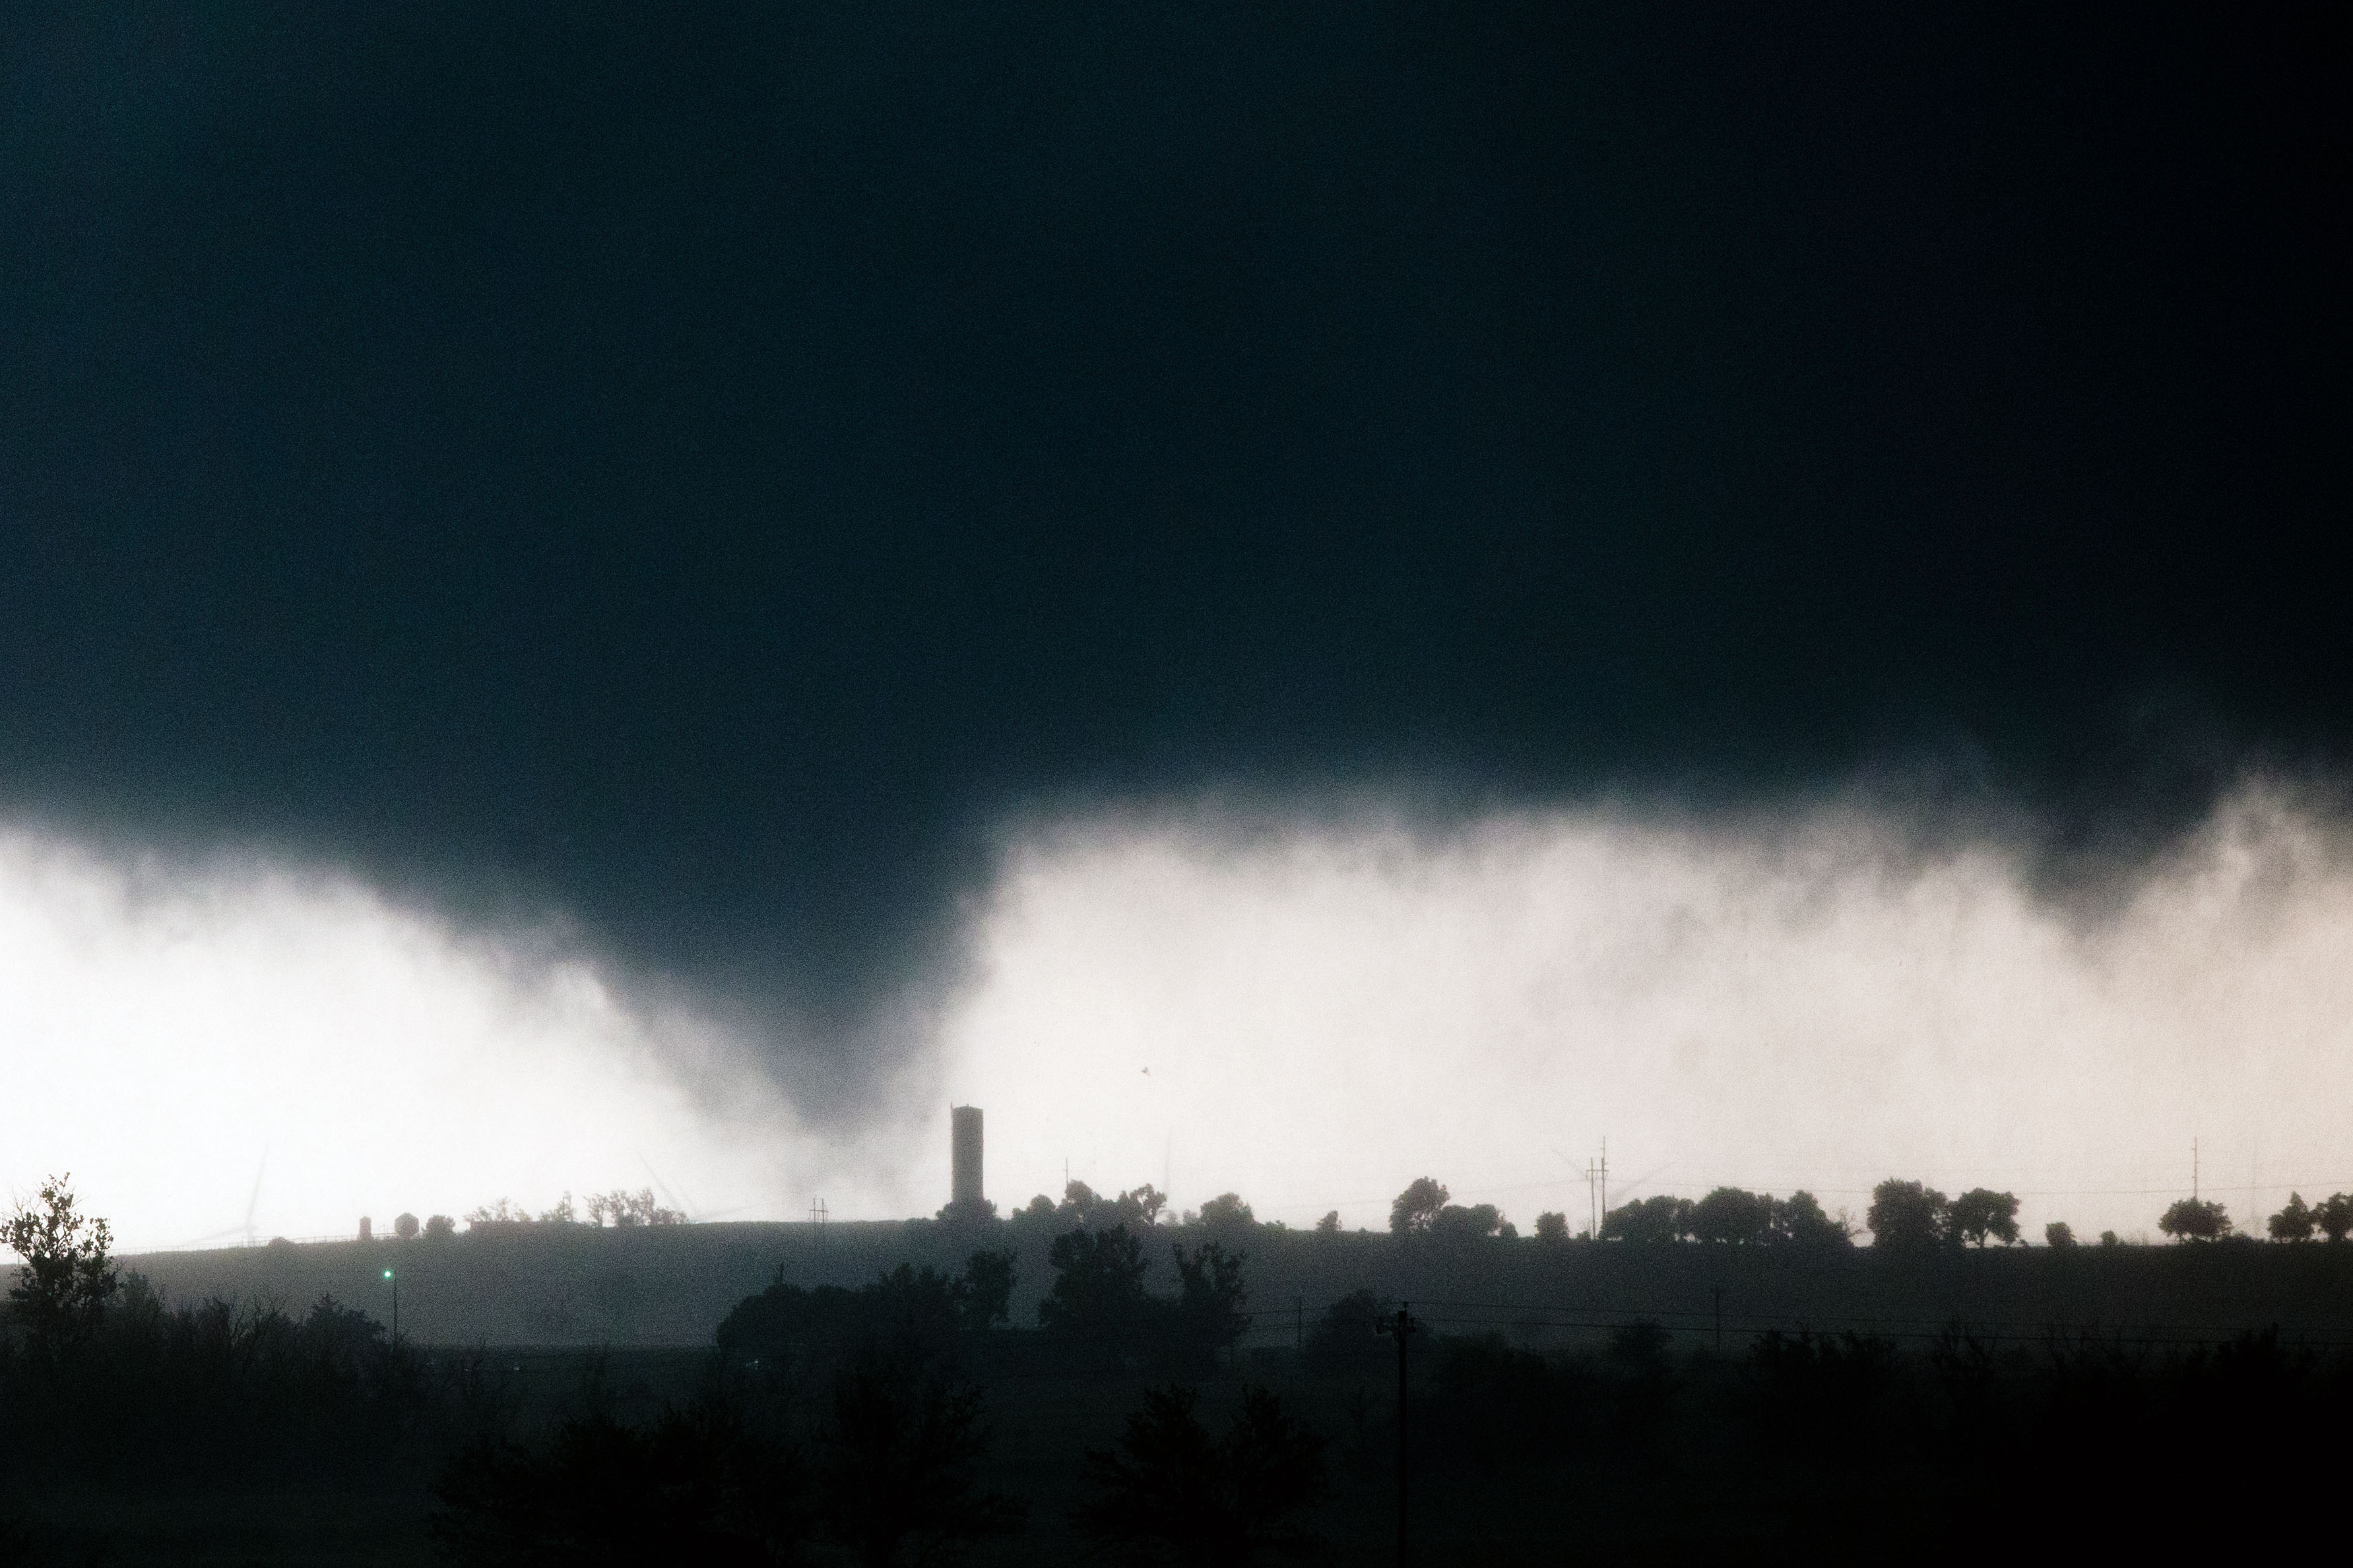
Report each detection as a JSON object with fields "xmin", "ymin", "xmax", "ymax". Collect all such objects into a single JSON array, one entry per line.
[
  {"xmin": 718, "ymin": 1253, "xmax": 1017, "ymax": 1382},
  {"xmin": 822, "ymin": 1338, "xmax": 1023, "ymax": 1566},
  {"xmin": 1690, "ymin": 1187, "xmax": 1774, "ymax": 1245},
  {"xmin": 424, "ymin": 1214, "xmax": 457, "ymax": 1240},
  {"xmin": 1039, "ymin": 1225, "xmax": 1153, "ymax": 1348},
  {"xmin": 1865, "ymin": 1179, "xmax": 1950, "ymax": 1251},
  {"xmin": 2157, "ymin": 1197, "xmax": 2231, "ymax": 1242},
  {"xmin": 868, "ymin": 1267, "xmax": 967, "ymax": 1367},
  {"xmin": 1172, "ymin": 1243, "xmax": 1250, "ymax": 1365},
  {"xmin": 2315, "ymin": 1193, "xmax": 2353, "ymax": 1243},
  {"xmin": 1389, "ymin": 1178, "xmax": 1449, "ymax": 1236},
  {"xmin": 1945, "ymin": 1189, "xmax": 2021, "ymax": 1247},
  {"xmin": 1119, "ymin": 1185, "xmax": 1169, "ymax": 1226},
  {"xmin": 1770, "ymin": 1191, "xmax": 1854, "ymax": 1247},
  {"xmin": 1535, "ymin": 1211, "xmax": 1568, "ymax": 1242},
  {"xmin": 2268, "ymin": 1193, "xmax": 2315, "ymax": 1241},
  {"xmin": 1056, "ymin": 1181, "xmax": 1110, "ymax": 1228},
  {"xmin": 587, "ymin": 1189, "xmax": 684, "ymax": 1228},
  {"xmin": 955, "ymin": 1249, "xmax": 1017, "ymax": 1333},
  {"xmin": 2, "ymin": 1173, "xmax": 119, "ymax": 1358},
  {"xmin": 2098, "ymin": 1230, "xmax": 2120, "ymax": 1247},
  {"xmin": 466, "ymin": 1195, "xmax": 581, "ymax": 1228},
  {"xmin": 466, "ymin": 1198, "xmax": 531, "ymax": 1228},
  {"xmin": 432, "ymin": 1383, "xmax": 808, "ymax": 1563},
  {"xmin": 1314, "ymin": 1210, "xmax": 1341, "ymax": 1234},
  {"xmin": 1602, "ymin": 1195, "xmax": 1692, "ymax": 1243},
  {"xmin": 2044, "ymin": 1221, "xmax": 2077, "ymax": 1248},
  {"xmin": 1302, "ymin": 1289, "xmax": 1387, "ymax": 1376},
  {"xmin": 1075, "ymin": 1385, "xmax": 1327, "ymax": 1567},
  {"xmin": 1427, "ymin": 1203, "xmax": 1504, "ymax": 1241},
  {"xmin": 1196, "ymin": 1193, "xmax": 1254, "ymax": 1230}
]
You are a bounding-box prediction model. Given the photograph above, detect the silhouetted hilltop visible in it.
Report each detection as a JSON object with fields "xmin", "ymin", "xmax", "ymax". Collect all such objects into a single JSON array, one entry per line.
[{"xmin": 113, "ymin": 1222, "xmax": 2353, "ymax": 1349}]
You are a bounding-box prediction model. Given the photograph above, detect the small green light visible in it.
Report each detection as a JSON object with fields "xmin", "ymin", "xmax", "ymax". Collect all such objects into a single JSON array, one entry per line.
[{"xmin": 383, "ymin": 1269, "xmax": 394, "ymax": 1279}]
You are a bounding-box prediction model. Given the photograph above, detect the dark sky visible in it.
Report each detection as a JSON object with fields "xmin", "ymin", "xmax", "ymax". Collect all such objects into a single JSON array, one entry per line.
[{"xmin": 2, "ymin": 5, "xmax": 2344, "ymax": 1099}]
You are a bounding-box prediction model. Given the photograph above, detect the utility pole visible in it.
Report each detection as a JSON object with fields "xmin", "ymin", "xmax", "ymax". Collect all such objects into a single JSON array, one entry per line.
[
  {"xmin": 2193, "ymin": 1137, "xmax": 2199, "ymax": 1201},
  {"xmin": 810, "ymin": 1198, "xmax": 827, "ymax": 1227},
  {"xmin": 1377, "ymin": 1304, "xmax": 1421, "ymax": 1566},
  {"xmin": 1584, "ymin": 1140, "xmax": 1611, "ymax": 1238},
  {"xmin": 382, "ymin": 1267, "xmax": 398, "ymax": 1348}
]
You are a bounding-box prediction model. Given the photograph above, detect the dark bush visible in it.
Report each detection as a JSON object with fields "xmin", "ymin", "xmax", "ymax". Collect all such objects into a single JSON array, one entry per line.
[
  {"xmin": 1075, "ymin": 1385, "xmax": 1325, "ymax": 1566},
  {"xmin": 820, "ymin": 1338, "xmax": 1023, "ymax": 1566},
  {"xmin": 432, "ymin": 1375, "xmax": 803, "ymax": 1567},
  {"xmin": 716, "ymin": 1252, "xmax": 1015, "ymax": 1384},
  {"xmin": 1423, "ymin": 1334, "xmax": 1592, "ymax": 1464},
  {"xmin": 1743, "ymin": 1330, "xmax": 1904, "ymax": 1462},
  {"xmin": 1608, "ymin": 1319, "xmax": 1673, "ymax": 1374},
  {"xmin": 0, "ymin": 1280, "xmax": 426, "ymax": 1484},
  {"xmin": 1302, "ymin": 1290, "xmax": 1389, "ymax": 1377}
]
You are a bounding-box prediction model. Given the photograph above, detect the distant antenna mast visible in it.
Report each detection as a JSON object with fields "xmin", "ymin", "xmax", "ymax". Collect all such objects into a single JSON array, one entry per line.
[
  {"xmin": 243, "ymin": 1148, "xmax": 268, "ymax": 1248},
  {"xmin": 2192, "ymin": 1137, "xmax": 2199, "ymax": 1201},
  {"xmin": 809, "ymin": 1198, "xmax": 827, "ymax": 1227}
]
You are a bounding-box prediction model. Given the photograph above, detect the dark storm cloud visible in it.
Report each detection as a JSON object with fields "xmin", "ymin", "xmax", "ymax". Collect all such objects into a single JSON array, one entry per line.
[{"xmin": 1, "ymin": 5, "xmax": 2343, "ymax": 1103}]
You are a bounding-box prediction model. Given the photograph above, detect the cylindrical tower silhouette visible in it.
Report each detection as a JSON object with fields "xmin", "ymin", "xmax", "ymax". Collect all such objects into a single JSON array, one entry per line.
[{"xmin": 951, "ymin": 1106, "xmax": 984, "ymax": 1208}]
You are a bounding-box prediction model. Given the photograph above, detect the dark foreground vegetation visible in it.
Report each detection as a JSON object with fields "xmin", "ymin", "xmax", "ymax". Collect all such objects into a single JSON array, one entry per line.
[{"xmin": 11, "ymin": 1175, "xmax": 2353, "ymax": 1563}]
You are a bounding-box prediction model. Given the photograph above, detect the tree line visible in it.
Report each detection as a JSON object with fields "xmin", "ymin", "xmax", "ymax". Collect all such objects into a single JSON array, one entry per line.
[
  {"xmin": 988, "ymin": 1173, "xmax": 2353, "ymax": 1251},
  {"xmin": 2148, "ymin": 1190, "xmax": 2353, "ymax": 1244},
  {"xmin": 463, "ymin": 1188, "xmax": 687, "ymax": 1230}
]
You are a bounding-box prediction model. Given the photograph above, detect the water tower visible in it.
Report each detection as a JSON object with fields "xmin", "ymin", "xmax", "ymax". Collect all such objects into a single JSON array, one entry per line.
[{"xmin": 951, "ymin": 1105, "xmax": 984, "ymax": 1209}]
